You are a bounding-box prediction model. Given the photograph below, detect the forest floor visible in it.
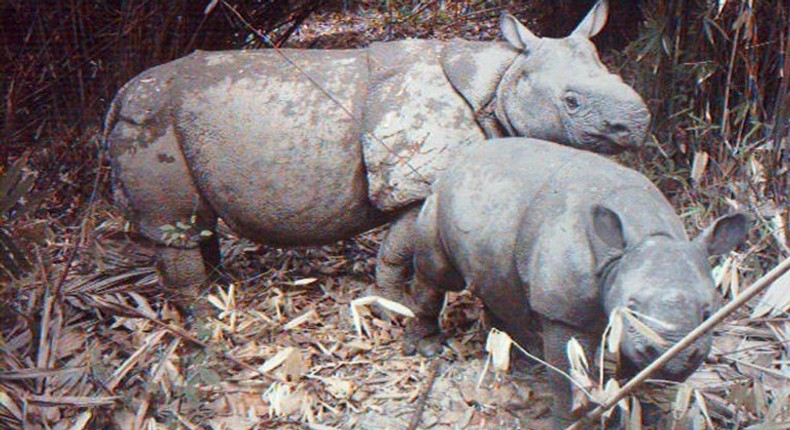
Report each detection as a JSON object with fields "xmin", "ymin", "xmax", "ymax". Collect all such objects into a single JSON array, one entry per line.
[{"xmin": 2, "ymin": 204, "xmax": 786, "ymax": 429}]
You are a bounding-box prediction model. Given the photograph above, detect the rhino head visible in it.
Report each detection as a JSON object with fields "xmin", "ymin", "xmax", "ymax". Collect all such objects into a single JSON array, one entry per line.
[
  {"xmin": 590, "ymin": 206, "xmax": 749, "ymax": 380},
  {"xmin": 494, "ymin": 0, "xmax": 650, "ymax": 154}
]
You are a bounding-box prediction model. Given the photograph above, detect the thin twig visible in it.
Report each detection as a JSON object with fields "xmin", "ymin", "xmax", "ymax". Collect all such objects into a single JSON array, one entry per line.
[
  {"xmin": 407, "ymin": 359, "xmax": 440, "ymax": 430},
  {"xmin": 566, "ymin": 256, "xmax": 790, "ymax": 430},
  {"xmin": 90, "ymin": 296, "xmax": 276, "ymax": 382}
]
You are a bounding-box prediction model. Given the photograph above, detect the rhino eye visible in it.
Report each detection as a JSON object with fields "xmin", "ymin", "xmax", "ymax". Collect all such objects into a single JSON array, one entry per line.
[{"xmin": 564, "ymin": 92, "xmax": 581, "ymax": 112}]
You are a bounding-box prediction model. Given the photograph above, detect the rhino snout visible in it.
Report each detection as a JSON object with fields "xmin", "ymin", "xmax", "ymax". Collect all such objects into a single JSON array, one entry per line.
[
  {"xmin": 621, "ymin": 322, "xmax": 711, "ymax": 381},
  {"xmin": 604, "ymin": 107, "xmax": 650, "ymax": 150}
]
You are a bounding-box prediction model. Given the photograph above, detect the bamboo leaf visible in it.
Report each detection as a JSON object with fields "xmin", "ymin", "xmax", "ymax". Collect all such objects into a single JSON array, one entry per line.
[
  {"xmin": 673, "ymin": 384, "xmax": 693, "ymax": 420},
  {"xmin": 750, "ymin": 269, "xmax": 790, "ymax": 318},
  {"xmin": 351, "ymin": 295, "xmax": 414, "ymax": 317},
  {"xmin": 485, "ymin": 328, "xmax": 513, "ymax": 372},
  {"xmin": 258, "ymin": 347, "xmax": 296, "ymax": 373},
  {"xmin": 566, "ymin": 337, "xmax": 589, "ymax": 374},
  {"xmin": 691, "ymin": 151, "xmax": 709, "ymax": 184},
  {"xmin": 622, "ymin": 309, "xmax": 669, "ymax": 347},
  {"xmin": 607, "ymin": 308, "xmax": 625, "ymax": 355}
]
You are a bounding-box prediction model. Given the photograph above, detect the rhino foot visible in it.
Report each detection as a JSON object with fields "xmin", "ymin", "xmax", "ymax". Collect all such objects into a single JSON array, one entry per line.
[{"xmin": 403, "ymin": 317, "xmax": 445, "ymax": 357}]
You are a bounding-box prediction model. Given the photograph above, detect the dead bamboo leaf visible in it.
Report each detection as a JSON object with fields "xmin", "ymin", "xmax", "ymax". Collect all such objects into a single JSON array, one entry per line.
[
  {"xmin": 751, "ymin": 269, "xmax": 790, "ymax": 318},
  {"xmin": 284, "ymin": 310, "xmax": 317, "ymax": 330},
  {"xmin": 106, "ymin": 329, "xmax": 167, "ymax": 391},
  {"xmin": 691, "ymin": 151, "xmax": 709, "ymax": 184},
  {"xmin": 0, "ymin": 388, "xmax": 22, "ymax": 421},
  {"xmin": 628, "ymin": 397, "xmax": 642, "ymax": 430},
  {"xmin": 622, "ymin": 309, "xmax": 669, "ymax": 347},
  {"xmin": 567, "ymin": 337, "xmax": 589, "ymax": 375},
  {"xmin": 68, "ymin": 411, "xmax": 93, "ymax": 430},
  {"xmin": 350, "ymin": 295, "xmax": 414, "ymax": 337},
  {"xmin": 351, "ymin": 295, "xmax": 415, "ymax": 317},
  {"xmin": 292, "ymin": 278, "xmax": 318, "ymax": 286},
  {"xmin": 694, "ymin": 390, "xmax": 714, "ymax": 429},
  {"xmin": 204, "ymin": 0, "xmax": 219, "ymax": 15},
  {"xmin": 485, "ymin": 328, "xmax": 513, "ymax": 372},
  {"xmin": 673, "ymin": 384, "xmax": 693, "ymax": 420},
  {"xmin": 601, "ymin": 379, "xmax": 625, "ymax": 420},
  {"xmin": 607, "ymin": 309, "xmax": 625, "ymax": 355},
  {"xmin": 749, "ymin": 155, "xmax": 766, "ymax": 184},
  {"xmin": 28, "ymin": 394, "xmax": 118, "ymax": 406},
  {"xmin": 258, "ymin": 347, "xmax": 296, "ymax": 373}
]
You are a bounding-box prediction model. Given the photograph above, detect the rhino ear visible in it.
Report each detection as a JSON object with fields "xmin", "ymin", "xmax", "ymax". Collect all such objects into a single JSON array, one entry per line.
[
  {"xmin": 571, "ymin": 0, "xmax": 609, "ymax": 39},
  {"xmin": 500, "ymin": 12, "xmax": 540, "ymax": 53},
  {"xmin": 591, "ymin": 205, "xmax": 626, "ymax": 254},
  {"xmin": 694, "ymin": 213, "xmax": 750, "ymax": 256}
]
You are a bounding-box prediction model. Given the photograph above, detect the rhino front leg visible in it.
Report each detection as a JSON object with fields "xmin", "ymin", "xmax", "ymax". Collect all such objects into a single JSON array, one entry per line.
[
  {"xmin": 372, "ymin": 205, "xmax": 421, "ymax": 307},
  {"xmin": 542, "ymin": 318, "xmax": 599, "ymax": 430},
  {"xmin": 402, "ymin": 273, "xmax": 446, "ymax": 356},
  {"xmin": 373, "ymin": 205, "xmax": 446, "ymax": 356}
]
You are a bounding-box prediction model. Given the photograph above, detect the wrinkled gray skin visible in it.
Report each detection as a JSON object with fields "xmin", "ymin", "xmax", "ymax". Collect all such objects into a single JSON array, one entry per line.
[
  {"xmin": 104, "ymin": 1, "xmax": 649, "ymax": 306},
  {"xmin": 410, "ymin": 138, "xmax": 749, "ymax": 429}
]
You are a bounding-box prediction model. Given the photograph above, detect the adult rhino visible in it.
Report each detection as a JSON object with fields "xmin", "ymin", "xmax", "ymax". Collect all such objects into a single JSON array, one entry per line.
[{"xmin": 104, "ymin": 0, "xmax": 650, "ymax": 308}]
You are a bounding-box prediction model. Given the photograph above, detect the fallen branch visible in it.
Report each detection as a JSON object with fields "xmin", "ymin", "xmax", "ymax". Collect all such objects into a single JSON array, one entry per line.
[
  {"xmin": 407, "ymin": 359, "xmax": 440, "ymax": 430},
  {"xmin": 566, "ymin": 256, "xmax": 790, "ymax": 430}
]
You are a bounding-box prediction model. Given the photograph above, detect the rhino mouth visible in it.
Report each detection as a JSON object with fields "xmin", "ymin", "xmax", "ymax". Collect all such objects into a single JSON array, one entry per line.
[
  {"xmin": 620, "ymin": 352, "xmax": 702, "ymax": 382},
  {"xmin": 581, "ymin": 133, "xmax": 633, "ymax": 155},
  {"xmin": 619, "ymin": 330, "xmax": 707, "ymax": 382}
]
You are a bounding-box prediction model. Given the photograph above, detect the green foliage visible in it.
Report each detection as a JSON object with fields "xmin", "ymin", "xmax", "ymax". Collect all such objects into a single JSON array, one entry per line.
[
  {"xmin": 625, "ymin": 0, "xmax": 788, "ymax": 167},
  {"xmin": 160, "ymin": 215, "xmax": 213, "ymax": 247}
]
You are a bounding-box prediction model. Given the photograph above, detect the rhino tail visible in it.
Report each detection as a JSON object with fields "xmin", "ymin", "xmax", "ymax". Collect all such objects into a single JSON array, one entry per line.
[{"xmin": 102, "ymin": 80, "xmax": 131, "ymax": 150}]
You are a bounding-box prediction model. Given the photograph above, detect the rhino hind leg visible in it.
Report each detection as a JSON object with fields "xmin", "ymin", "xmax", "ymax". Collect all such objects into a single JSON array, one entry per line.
[{"xmin": 108, "ymin": 118, "xmax": 219, "ymax": 313}]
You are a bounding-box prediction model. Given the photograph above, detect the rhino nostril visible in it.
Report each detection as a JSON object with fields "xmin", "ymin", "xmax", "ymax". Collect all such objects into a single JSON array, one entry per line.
[
  {"xmin": 690, "ymin": 348, "xmax": 706, "ymax": 363},
  {"xmin": 644, "ymin": 344, "xmax": 660, "ymax": 358},
  {"xmin": 605, "ymin": 121, "xmax": 629, "ymax": 134}
]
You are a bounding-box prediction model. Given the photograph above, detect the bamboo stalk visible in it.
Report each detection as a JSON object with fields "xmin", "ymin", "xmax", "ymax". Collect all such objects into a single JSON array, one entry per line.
[{"xmin": 566, "ymin": 256, "xmax": 790, "ymax": 430}]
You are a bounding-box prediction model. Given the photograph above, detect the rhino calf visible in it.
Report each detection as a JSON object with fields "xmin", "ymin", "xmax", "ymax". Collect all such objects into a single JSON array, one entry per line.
[{"xmin": 409, "ymin": 138, "xmax": 749, "ymax": 429}]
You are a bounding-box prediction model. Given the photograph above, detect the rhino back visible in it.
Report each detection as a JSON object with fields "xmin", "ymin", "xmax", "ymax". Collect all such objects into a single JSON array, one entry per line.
[
  {"xmin": 148, "ymin": 49, "xmax": 383, "ymax": 245},
  {"xmin": 434, "ymin": 138, "xmax": 686, "ymax": 328}
]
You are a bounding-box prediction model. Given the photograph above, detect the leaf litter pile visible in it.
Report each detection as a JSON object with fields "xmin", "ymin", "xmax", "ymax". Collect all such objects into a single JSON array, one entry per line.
[
  {"xmin": 3, "ymin": 2, "xmax": 790, "ymax": 429},
  {"xmin": 1, "ymin": 207, "xmax": 560, "ymax": 429},
  {"xmin": 2, "ymin": 198, "xmax": 789, "ymax": 429}
]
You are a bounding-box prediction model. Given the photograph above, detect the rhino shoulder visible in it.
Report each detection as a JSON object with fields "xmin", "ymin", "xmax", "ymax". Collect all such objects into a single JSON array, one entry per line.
[
  {"xmin": 362, "ymin": 39, "xmax": 485, "ymax": 211},
  {"xmin": 440, "ymin": 40, "xmax": 518, "ymax": 114},
  {"xmin": 516, "ymin": 215, "xmax": 606, "ymax": 329}
]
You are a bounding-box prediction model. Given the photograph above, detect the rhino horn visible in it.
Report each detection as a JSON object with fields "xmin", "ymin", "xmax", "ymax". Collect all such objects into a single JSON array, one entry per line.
[
  {"xmin": 693, "ymin": 213, "xmax": 750, "ymax": 256},
  {"xmin": 571, "ymin": 0, "xmax": 609, "ymax": 39},
  {"xmin": 500, "ymin": 12, "xmax": 540, "ymax": 53}
]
